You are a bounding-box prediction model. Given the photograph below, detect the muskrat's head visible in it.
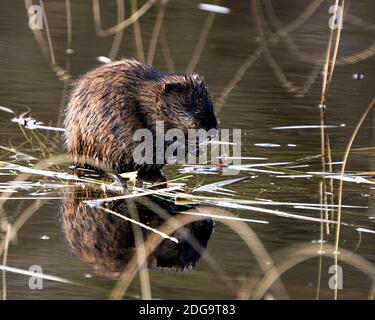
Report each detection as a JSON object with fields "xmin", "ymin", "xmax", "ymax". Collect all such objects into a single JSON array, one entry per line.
[{"xmin": 159, "ymin": 74, "xmax": 218, "ymax": 133}]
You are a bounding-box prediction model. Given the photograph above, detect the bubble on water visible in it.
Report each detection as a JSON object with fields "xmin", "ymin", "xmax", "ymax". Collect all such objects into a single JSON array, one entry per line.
[
  {"xmin": 340, "ymin": 123, "xmax": 346, "ymax": 127},
  {"xmin": 287, "ymin": 144, "xmax": 297, "ymax": 147},
  {"xmin": 318, "ymin": 104, "xmax": 326, "ymax": 109},
  {"xmin": 66, "ymin": 49, "xmax": 74, "ymax": 55},
  {"xmin": 352, "ymin": 73, "xmax": 364, "ymax": 80},
  {"xmin": 84, "ymin": 273, "xmax": 92, "ymax": 278},
  {"xmin": 40, "ymin": 235, "xmax": 50, "ymax": 240}
]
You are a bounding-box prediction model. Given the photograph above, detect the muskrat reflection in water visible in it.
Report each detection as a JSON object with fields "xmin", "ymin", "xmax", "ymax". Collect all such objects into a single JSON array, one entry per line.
[{"xmin": 60, "ymin": 184, "xmax": 213, "ymax": 279}]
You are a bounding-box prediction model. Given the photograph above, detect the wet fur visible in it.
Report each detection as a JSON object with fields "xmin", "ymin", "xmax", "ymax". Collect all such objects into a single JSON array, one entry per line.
[{"xmin": 64, "ymin": 59, "xmax": 218, "ymax": 174}]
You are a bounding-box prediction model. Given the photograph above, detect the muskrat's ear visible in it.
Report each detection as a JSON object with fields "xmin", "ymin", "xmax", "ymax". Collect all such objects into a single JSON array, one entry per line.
[
  {"xmin": 190, "ymin": 74, "xmax": 205, "ymax": 86},
  {"xmin": 191, "ymin": 74, "xmax": 201, "ymax": 82},
  {"xmin": 163, "ymin": 82, "xmax": 184, "ymax": 94}
]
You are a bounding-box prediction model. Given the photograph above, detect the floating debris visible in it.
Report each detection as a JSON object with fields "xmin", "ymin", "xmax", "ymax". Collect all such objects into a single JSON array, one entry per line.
[
  {"xmin": 276, "ymin": 175, "xmax": 313, "ymax": 179},
  {"xmin": 173, "ymin": 193, "xmax": 366, "ymax": 209},
  {"xmin": 309, "ymin": 172, "xmax": 375, "ymax": 185},
  {"xmin": 97, "ymin": 56, "xmax": 112, "ymax": 64},
  {"xmin": 0, "ymin": 265, "xmax": 72, "ymax": 284},
  {"xmin": 230, "ymin": 167, "xmax": 285, "ymax": 175},
  {"xmin": 272, "ymin": 125, "xmax": 337, "ymax": 130},
  {"xmin": 287, "ymin": 164, "xmax": 310, "ymax": 169},
  {"xmin": 180, "ymin": 210, "xmax": 268, "ymax": 225},
  {"xmin": 11, "ymin": 117, "xmax": 66, "ymax": 132},
  {"xmin": 0, "ymin": 145, "xmax": 37, "ymax": 162},
  {"xmin": 198, "ymin": 3, "xmax": 230, "ymax": 14},
  {"xmin": 10, "ymin": 154, "xmax": 36, "ymax": 162},
  {"xmin": 202, "ymin": 140, "xmax": 236, "ymax": 145},
  {"xmin": 217, "ymin": 156, "xmax": 268, "ymax": 160},
  {"xmin": 212, "ymin": 201, "xmax": 344, "ymax": 225},
  {"xmin": 0, "ymin": 106, "xmax": 15, "ymax": 114},
  {"xmin": 179, "ymin": 165, "xmax": 220, "ymax": 175},
  {"xmin": 356, "ymin": 227, "xmax": 375, "ymax": 234},
  {"xmin": 230, "ymin": 162, "xmax": 291, "ymax": 168},
  {"xmin": 1, "ymin": 163, "xmax": 81, "ymax": 182},
  {"xmin": 311, "ymin": 239, "xmax": 326, "ymax": 244},
  {"xmin": 193, "ymin": 177, "xmax": 246, "ymax": 193},
  {"xmin": 254, "ymin": 143, "xmax": 280, "ymax": 148},
  {"xmin": 294, "ymin": 206, "xmax": 334, "ymax": 211},
  {"xmin": 84, "ymin": 185, "xmax": 183, "ymax": 205}
]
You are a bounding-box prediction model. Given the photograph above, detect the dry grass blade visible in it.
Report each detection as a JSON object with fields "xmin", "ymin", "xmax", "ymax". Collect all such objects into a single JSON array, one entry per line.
[
  {"xmin": 1, "ymin": 224, "xmax": 11, "ymax": 300},
  {"xmin": 95, "ymin": 205, "xmax": 179, "ymax": 243},
  {"xmin": 0, "ymin": 265, "xmax": 72, "ymax": 284},
  {"xmin": 93, "ymin": 0, "xmax": 155, "ymax": 37},
  {"xmin": 109, "ymin": 208, "xmax": 289, "ymax": 300},
  {"xmin": 248, "ymin": 244, "xmax": 375, "ymax": 300},
  {"xmin": 334, "ymin": 95, "xmax": 375, "ymax": 299}
]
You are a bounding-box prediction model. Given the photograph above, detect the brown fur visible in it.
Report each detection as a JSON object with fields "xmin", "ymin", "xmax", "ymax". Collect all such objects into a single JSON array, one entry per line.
[{"xmin": 64, "ymin": 59, "xmax": 218, "ymax": 174}]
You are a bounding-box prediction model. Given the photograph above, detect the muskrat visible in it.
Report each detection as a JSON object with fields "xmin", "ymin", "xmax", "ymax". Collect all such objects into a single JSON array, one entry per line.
[{"xmin": 64, "ymin": 59, "xmax": 218, "ymax": 175}]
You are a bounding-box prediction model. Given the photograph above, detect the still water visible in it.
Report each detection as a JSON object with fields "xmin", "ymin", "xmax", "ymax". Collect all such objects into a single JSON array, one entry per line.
[{"xmin": 0, "ymin": 0, "xmax": 375, "ymax": 299}]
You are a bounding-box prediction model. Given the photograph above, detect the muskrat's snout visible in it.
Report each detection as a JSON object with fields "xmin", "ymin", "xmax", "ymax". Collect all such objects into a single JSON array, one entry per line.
[
  {"xmin": 200, "ymin": 107, "xmax": 219, "ymax": 132},
  {"xmin": 209, "ymin": 112, "xmax": 219, "ymax": 131}
]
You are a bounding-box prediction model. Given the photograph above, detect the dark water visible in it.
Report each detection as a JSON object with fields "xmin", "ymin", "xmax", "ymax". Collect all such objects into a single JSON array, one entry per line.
[{"xmin": 1, "ymin": 0, "xmax": 375, "ymax": 299}]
